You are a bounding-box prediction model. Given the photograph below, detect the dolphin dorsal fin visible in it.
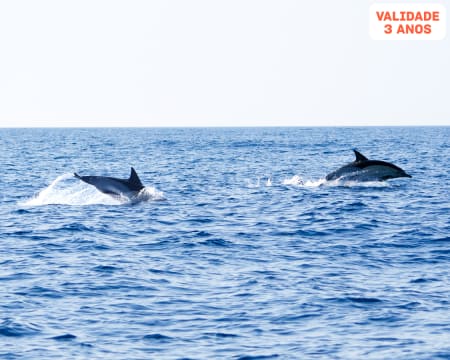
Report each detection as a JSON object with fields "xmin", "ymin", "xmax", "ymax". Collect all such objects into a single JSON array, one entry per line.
[
  {"xmin": 129, "ymin": 167, "xmax": 144, "ymax": 190},
  {"xmin": 354, "ymin": 150, "xmax": 369, "ymax": 162}
]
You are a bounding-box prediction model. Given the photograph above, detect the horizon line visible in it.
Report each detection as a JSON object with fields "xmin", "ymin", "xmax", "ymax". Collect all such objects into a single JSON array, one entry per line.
[{"xmin": 1, "ymin": 124, "xmax": 449, "ymax": 129}]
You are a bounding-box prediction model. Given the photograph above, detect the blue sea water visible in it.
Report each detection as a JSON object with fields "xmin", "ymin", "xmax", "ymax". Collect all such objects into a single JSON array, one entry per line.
[{"xmin": 0, "ymin": 127, "xmax": 449, "ymax": 359}]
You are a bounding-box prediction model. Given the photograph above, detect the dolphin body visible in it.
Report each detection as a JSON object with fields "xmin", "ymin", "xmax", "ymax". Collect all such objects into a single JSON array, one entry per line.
[
  {"xmin": 325, "ymin": 150, "xmax": 412, "ymax": 182},
  {"xmin": 74, "ymin": 167, "xmax": 145, "ymax": 198}
]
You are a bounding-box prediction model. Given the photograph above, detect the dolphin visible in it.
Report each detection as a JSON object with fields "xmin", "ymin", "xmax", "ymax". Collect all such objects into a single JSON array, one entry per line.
[
  {"xmin": 74, "ymin": 167, "xmax": 145, "ymax": 198},
  {"xmin": 325, "ymin": 150, "xmax": 412, "ymax": 182}
]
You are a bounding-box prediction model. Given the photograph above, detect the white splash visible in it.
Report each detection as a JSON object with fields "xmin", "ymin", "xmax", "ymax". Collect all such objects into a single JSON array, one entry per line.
[
  {"xmin": 303, "ymin": 179, "xmax": 327, "ymax": 187},
  {"xmin": 21, "ymin": 173, "xmax": 165, "ymax": 206},
  {"xmin": 282, "ymin": 175, "xmax": 305, "ymax": 186},
  {"xmin": 131, "ymin": 187, "xmax": 166, "ymax": 203},
  {"xmin": 323, "ymin": 179, "xmax": 389, "ymax": 188},
  {"xmin": 283, "ymin": 175, "xmax": 326, "ymax": 187},
  {"xmin": 282, "ymin": 174, "xmax": 391, "ymax": 188}
]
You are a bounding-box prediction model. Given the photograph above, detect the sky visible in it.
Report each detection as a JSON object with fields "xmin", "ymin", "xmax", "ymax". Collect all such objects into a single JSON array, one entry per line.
[{"xmin": 0, "ymin": 0, "xmax": 449, "ymax": 127}]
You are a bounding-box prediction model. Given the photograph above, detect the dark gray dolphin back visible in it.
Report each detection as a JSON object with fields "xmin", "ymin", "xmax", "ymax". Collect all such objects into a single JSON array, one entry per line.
[{"xmin": 128, "ymin": 167, "xmax": 144, "ymax": 191}]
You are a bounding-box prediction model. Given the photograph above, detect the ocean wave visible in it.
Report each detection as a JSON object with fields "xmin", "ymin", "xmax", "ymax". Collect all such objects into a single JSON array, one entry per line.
[{"xmin": 0, "ymin": 319, "xmax": 41, "ymax": 338}]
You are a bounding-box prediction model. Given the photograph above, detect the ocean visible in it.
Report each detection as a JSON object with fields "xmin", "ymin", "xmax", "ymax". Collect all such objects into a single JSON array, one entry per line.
[{"xmin": 0, "ymin": 127, "xmax": 449, "ymax": 359}]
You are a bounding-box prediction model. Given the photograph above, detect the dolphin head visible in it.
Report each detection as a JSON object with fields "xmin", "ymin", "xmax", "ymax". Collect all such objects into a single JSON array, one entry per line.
[
  {"xmin": 74, "ymin": 174, "xmax": 97, "ymax": 186},
  {"xmin": 380, "ymin": 167, "xmax": 412, "ymax": 180},
  {"xmin": 357, "ymin": 160, "xmax": 412, "ymax": 181}
]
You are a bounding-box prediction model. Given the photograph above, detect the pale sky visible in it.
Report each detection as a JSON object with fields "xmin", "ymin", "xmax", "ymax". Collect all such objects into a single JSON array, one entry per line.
[{"xmin": 0, "ymin": 0, "xmax": 449, "ymax": 127}]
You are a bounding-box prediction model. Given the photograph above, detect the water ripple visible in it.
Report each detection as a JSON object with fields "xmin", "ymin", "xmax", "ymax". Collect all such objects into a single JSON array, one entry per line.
[
  {"xmin": 0, "ymin": 319, "xmax": 41, "ymax": 338},
  {"xmin": 0, "ymin": 127, "xmax": 449, "ymax": 359}
]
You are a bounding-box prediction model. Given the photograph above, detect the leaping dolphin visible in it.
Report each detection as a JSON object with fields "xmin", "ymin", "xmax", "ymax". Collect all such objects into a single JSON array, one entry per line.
[
  {"xmin": 74, "ymin": 167, "xmax": 145, "ymax": 198},
  {"xmin": 325, "ymin": 150, "xmax": 412, "ymax": 182}
]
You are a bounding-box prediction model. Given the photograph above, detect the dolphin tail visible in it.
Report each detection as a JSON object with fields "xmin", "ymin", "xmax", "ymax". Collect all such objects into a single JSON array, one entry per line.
[{"xmin": 74, "ymin": 173, "xmax": 81, "ymax": 179}]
